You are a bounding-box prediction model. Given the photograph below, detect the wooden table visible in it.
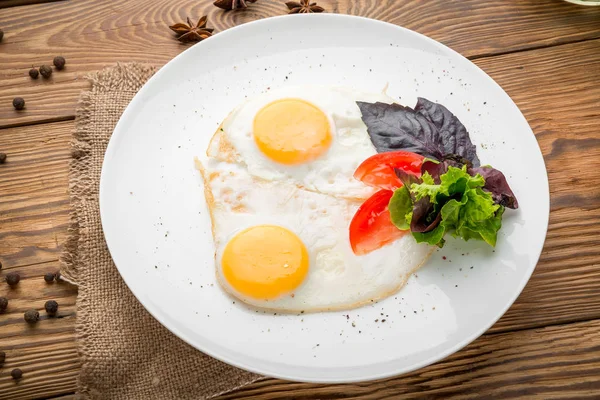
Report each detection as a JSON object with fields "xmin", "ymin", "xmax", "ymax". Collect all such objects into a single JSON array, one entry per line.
[{"xmin": 1, "ymin": 0, "xmax": 599, "ymax": 398}]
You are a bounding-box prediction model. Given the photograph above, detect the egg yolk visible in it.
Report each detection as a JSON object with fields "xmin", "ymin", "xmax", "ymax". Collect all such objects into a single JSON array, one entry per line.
[
  {"xmin": 221, "ymin": 225, "xmax": 309, "ymax": 300},
  {"xmin": 253, "ymin": 98, "xmax": 332, "ymax": 164}
]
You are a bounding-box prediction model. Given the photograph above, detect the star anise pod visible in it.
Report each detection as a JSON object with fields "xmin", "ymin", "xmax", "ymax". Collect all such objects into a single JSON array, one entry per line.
[
  {"xmin": 214, "ymin": 0, "xmax": 257, "ymax": 11},
  {"xmin": 169, "ymin": 16, "xmax": 214, "ymax": 43},
  {"xmin": 286, "ymin": 0, "xmax": 324, "ymax": 13}
]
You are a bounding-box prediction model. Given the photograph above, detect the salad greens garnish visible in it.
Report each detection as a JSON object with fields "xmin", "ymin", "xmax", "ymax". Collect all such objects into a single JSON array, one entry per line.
[{"xmin": 357, "ymin": 98, "xmax": 518, "ymax": 248}]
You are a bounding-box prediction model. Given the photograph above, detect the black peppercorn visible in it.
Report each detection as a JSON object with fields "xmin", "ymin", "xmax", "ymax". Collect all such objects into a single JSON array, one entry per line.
[
  {"xmin": 11, "ymin": 368, "xmax": 22, "ymax": 380},
  {"xmin": 0, "ymin": 153, "xmax": 6, "ymax": 164},
  {"xmin": 44, "ymin": 272, "xmax": 55, "ymax": 283},
  {"xmin": 53, "ymin": 56, "xmax": 66, "ymax": 70},
  {"xmin": 29, "ymin": 68, "xmax": 39, "ymax": 79},
  {"xmin": 12, "ymin": 97, "xmax": 25, "ymax": 110},
  {"xmin": 5, "ymin": 272, "xmax": 20, "ymax": 287},
  {"xmin": 0, "ymin": 351, "xmax": 5, "ymax": 366},
  {"xmin": 39, "ymin": 64, "xmax": 52, "ymax": 78},
  {"xmin": 24, "ymin": 309, "xmax": 39, "ymax": 324},
  {"xmin": 0, "ymin": 297, "xmax": 7, "ymax": 314},
  {"xmin": 45, "ymin": 300, "xmax": 58, "ymax": 316}
]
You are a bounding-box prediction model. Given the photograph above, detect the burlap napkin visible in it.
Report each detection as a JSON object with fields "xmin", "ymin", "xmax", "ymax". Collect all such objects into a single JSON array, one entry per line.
[{"xmin": 60, "ymin": 63, "xmax": 261, "ymax": 399}]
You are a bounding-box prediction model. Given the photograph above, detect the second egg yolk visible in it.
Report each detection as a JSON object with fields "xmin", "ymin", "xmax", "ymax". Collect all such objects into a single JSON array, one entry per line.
[
  {"xmin": 221, "ymin": 225, "xmax": 309, "ymax": 300},
  {"xmin": 253, "ymin": 99, "xmax": 332, "ymax": 165}
]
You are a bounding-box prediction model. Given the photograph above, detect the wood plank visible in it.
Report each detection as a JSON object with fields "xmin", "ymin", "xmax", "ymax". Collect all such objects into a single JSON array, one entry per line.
[
  {"xmin": 219, "ymin": 319, "xmax": 600, "ymax": 399},
  {"xmin": 0, "ymin": 0, "xmax": 66, "ymax": 10},
  {"xmin": 1, "ymin": 0, "xmax": 600, "ymax": 127},
  {"xmin": 0, "ymin": 260, "xmax": 79, "ymax": 400},
  {"xmin": 0, "ymin": 339, "xmax": 79, "ymax": 400},
  {"xmin": 0, "ymin": 121, "xmax": 71, "ymax": 268}
]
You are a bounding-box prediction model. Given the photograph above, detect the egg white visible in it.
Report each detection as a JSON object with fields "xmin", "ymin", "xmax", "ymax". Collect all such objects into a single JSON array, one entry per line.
[
  {"xmin": 207, "ymin": 85, "xmax": 395, "ymax": 200},
  {"xmin": 196, "ymin": 158, "xmax": 433, "ymax": 313}
]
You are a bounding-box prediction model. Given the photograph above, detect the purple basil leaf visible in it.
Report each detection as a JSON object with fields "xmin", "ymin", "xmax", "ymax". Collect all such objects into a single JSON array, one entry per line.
[
  {"xmin": 394, "ymin": 168, "xmax": 421, "ymax": 189},
  {"xmin": 442, "ymin": 154, "xmax": 472, "ymax": 167},
  {"xmin": 415, "ymin": 98, "xmax": 480, "ymax": 166},
  {"xmin": 357, "ymin": 98, "xmax": 480, "ymax": 166},
  {"xmin": 410, "ymin": 197, "xmax": 442, "ymax": 233},
  {"xmin": 470, "ymin": 166, "xmax": 519, "ymax": 209},
  {"xmin": 356, "ymin": 101, "xmax": 445, "ymax": 160},
  {"xmin": 421, "ymin": 160, "xmax": 447, "ymax": 184}
]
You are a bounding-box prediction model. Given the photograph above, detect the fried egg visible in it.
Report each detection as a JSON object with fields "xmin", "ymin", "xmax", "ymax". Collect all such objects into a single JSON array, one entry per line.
[
  {"xmin": 196, "ymin": 159, "xmax": 432, "ymax": 312},
  {"xmin": 207, "ymin": 85, "xmax": 395, "ymax": 200}
]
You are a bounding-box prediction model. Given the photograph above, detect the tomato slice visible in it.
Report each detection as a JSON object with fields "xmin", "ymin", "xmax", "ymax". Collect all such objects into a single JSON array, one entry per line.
[
  {"xmin": 349, "ymin": 189, "xmax": 406, "ymax": 255},
  {"xmin": 354, "ymin": 151, "xmax": 424, "ymax": 191}
]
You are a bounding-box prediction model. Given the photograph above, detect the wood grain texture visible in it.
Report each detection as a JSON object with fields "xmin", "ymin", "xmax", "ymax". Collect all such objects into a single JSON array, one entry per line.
[
  {"xmin": 0, "ymin": 261, "xmax": 79, "ymax": 400},
  {"xmin": 0, "ymin": 0, "xmax": 66, "ymax": 10},
  {"xmin": 0, "ymin": 339, "xmax": 79, "ymax": 400},
  {"xmin": 0, "ymin": 121, "xmax": 71, "ymax": 268},
  {"xmin": 1, "ymin": 0, "xmax": 600, "ymax": 127},
  {"xmin": 219, "ymin": 319, "xmax": 600, "ymax": 399},
  {"xmin": 1, "ymin": 1, "xmax": 600, "ymax": 399}
]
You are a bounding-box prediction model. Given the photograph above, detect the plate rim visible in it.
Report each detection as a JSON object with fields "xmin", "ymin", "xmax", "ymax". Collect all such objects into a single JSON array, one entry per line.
[{"xmin": 99, "ymin": 13, "xmax": 550, "ymax": 383}]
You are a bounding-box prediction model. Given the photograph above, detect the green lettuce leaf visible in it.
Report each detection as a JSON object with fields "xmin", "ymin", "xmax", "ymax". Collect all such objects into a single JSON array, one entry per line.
[
  {"xmin": 412, "ymin": 224, "xmax": 446, "ymax": 247},
  {"xmin": 411, "ymin": 166, "xmax": 485, "ymax": 204},
  {"xmin": 387, "ymin": 165, "xmax": 505, "ymax": 248},
  {"xmin": 410, "ymin": 172, "xmax": 438, "ymax": 202},
  {"xmin": 455, "ymin": 204, "xmax": 504, "ymax": 246},
  {"xmin": 388, "ymin": 186, "xmax": 413, "ymax": 230},
  {"xmin": 462, "ymin": 187, "xmax": 500, "ymax": 222}
]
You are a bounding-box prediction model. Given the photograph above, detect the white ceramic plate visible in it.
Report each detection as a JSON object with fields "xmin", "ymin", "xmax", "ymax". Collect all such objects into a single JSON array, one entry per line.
[{"xmin": 100, "ymin": 14, "xmax": 549, "ymax": 383}]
